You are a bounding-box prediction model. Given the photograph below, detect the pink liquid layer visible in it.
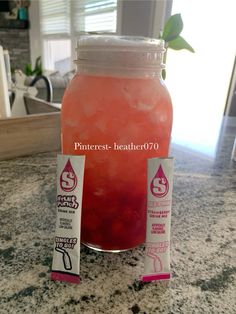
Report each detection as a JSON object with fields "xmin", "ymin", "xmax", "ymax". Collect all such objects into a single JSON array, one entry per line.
[{"xmin": 61, "ymin": 75, "xmax": 172, "ymax": 250}]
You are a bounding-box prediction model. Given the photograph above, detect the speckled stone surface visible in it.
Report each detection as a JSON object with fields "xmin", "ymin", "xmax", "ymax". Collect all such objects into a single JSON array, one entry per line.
[{"xmin": 0, "ymin": 118, "xmax": 236, "ymax": 314}]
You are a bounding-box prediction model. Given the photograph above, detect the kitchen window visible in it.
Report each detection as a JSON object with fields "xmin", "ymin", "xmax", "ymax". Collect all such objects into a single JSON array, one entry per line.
[{"xmin": 39, "ymin": 0, "xmax": 117, "ymax": 73}]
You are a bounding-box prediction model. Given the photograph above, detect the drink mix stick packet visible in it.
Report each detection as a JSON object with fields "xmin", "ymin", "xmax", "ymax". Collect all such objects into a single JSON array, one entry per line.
[
  {"xmin": 141, "ymin": 157, "xmax": 174, "ymax": 282},
  {"xmin": 51, "ymin": 155, "xmax": 85, "ymax": 284}
]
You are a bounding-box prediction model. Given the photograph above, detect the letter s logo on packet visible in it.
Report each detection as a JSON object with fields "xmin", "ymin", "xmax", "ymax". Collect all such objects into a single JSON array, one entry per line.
[
  {"xmin": 150, "ymin": 165, "xmax": 169, "ymax": 198},
  {"xmin": 60, "ymin": 159, "xmax": 78, "ymax": 192}
]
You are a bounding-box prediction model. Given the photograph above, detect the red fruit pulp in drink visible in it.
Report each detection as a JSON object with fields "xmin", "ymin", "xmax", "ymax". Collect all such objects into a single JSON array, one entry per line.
[{"xmin": 61, "ymin": 74, "xmax": 172, "ymax": 251}]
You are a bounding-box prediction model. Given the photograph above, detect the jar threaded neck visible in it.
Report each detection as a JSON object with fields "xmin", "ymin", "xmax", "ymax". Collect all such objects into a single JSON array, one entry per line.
[{"xmin": 75, "ymin": 35, "xmax": 165, "ymax": 78}]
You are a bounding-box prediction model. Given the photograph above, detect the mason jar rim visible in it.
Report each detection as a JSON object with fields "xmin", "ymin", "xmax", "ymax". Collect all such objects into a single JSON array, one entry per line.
[
  {"xmin": 75, "ymin": 35, "xmax": 165, "ymax": 78},
  {"xmin": 76, "ymin": 35, "xmax": 165, "ymax": 51}
]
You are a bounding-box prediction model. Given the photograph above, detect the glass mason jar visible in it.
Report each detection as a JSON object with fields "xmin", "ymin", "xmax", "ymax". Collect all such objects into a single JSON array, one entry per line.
[{"xmin": 61, "ymin": 35, "xmax": 173, "ymax": 252}]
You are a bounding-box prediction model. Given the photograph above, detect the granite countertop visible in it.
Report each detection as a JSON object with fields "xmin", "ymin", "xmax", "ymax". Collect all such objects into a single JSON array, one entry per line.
[{"xmin": 0, "ymin": 118, "xmax": 236, "ymax": 314}]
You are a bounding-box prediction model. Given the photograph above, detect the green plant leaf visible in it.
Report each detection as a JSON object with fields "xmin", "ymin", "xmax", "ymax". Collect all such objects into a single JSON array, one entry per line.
[
  {"xmin": 24, "ymin": 56, "xmax": 43, "ymax": 76},
  {"xmin": 24, "ymin": 63, "xmax": 33, "ymax": 76},
  {"xmin": 161, "ymin": 13, "xmax": 183, "ymax": 42},
  {"xmin": 168, "ymin": 36, "xmax": 195, "ymax": 52},
  {"xmin": 35, "ymin": 67, "xmax": 43, "ymax": 76}
]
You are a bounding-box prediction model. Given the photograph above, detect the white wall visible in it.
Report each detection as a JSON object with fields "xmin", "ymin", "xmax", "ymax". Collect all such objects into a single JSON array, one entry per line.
[
  {"xmin": 28, "ymin": 0, "xmax": 42, "ymax": 67},
  {"xmin": 166, "ymin": 0, "xmax": 236, "ymax": 157}
]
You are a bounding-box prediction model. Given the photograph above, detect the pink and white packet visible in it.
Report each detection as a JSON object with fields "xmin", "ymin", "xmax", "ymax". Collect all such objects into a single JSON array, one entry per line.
[
  {"xmin": 141, "ymin": 157, "xmax": 174, "ymax": 282},
  {"xmin": 51, "ymin": 154, "xmax": 85, "ymax": 284}
]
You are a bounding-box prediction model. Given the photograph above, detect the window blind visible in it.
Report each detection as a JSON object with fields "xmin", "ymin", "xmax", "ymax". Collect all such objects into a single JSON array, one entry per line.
[
  {"xmin": 40, "ymin": 0, "xmax": 70, "ymax": 35},
  {"xmin": 40, "ymin": 0, "xmax": 117, "ymax": 36},
  {"xmin": 73, "ymin": 0, "xmax": 117, "ymax": 33}
]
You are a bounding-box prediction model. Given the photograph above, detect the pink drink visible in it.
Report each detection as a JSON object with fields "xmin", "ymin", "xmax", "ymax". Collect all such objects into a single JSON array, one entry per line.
[{"xmin": 61, "ymin": 36, "xmax": 173, "ymax": 251}]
